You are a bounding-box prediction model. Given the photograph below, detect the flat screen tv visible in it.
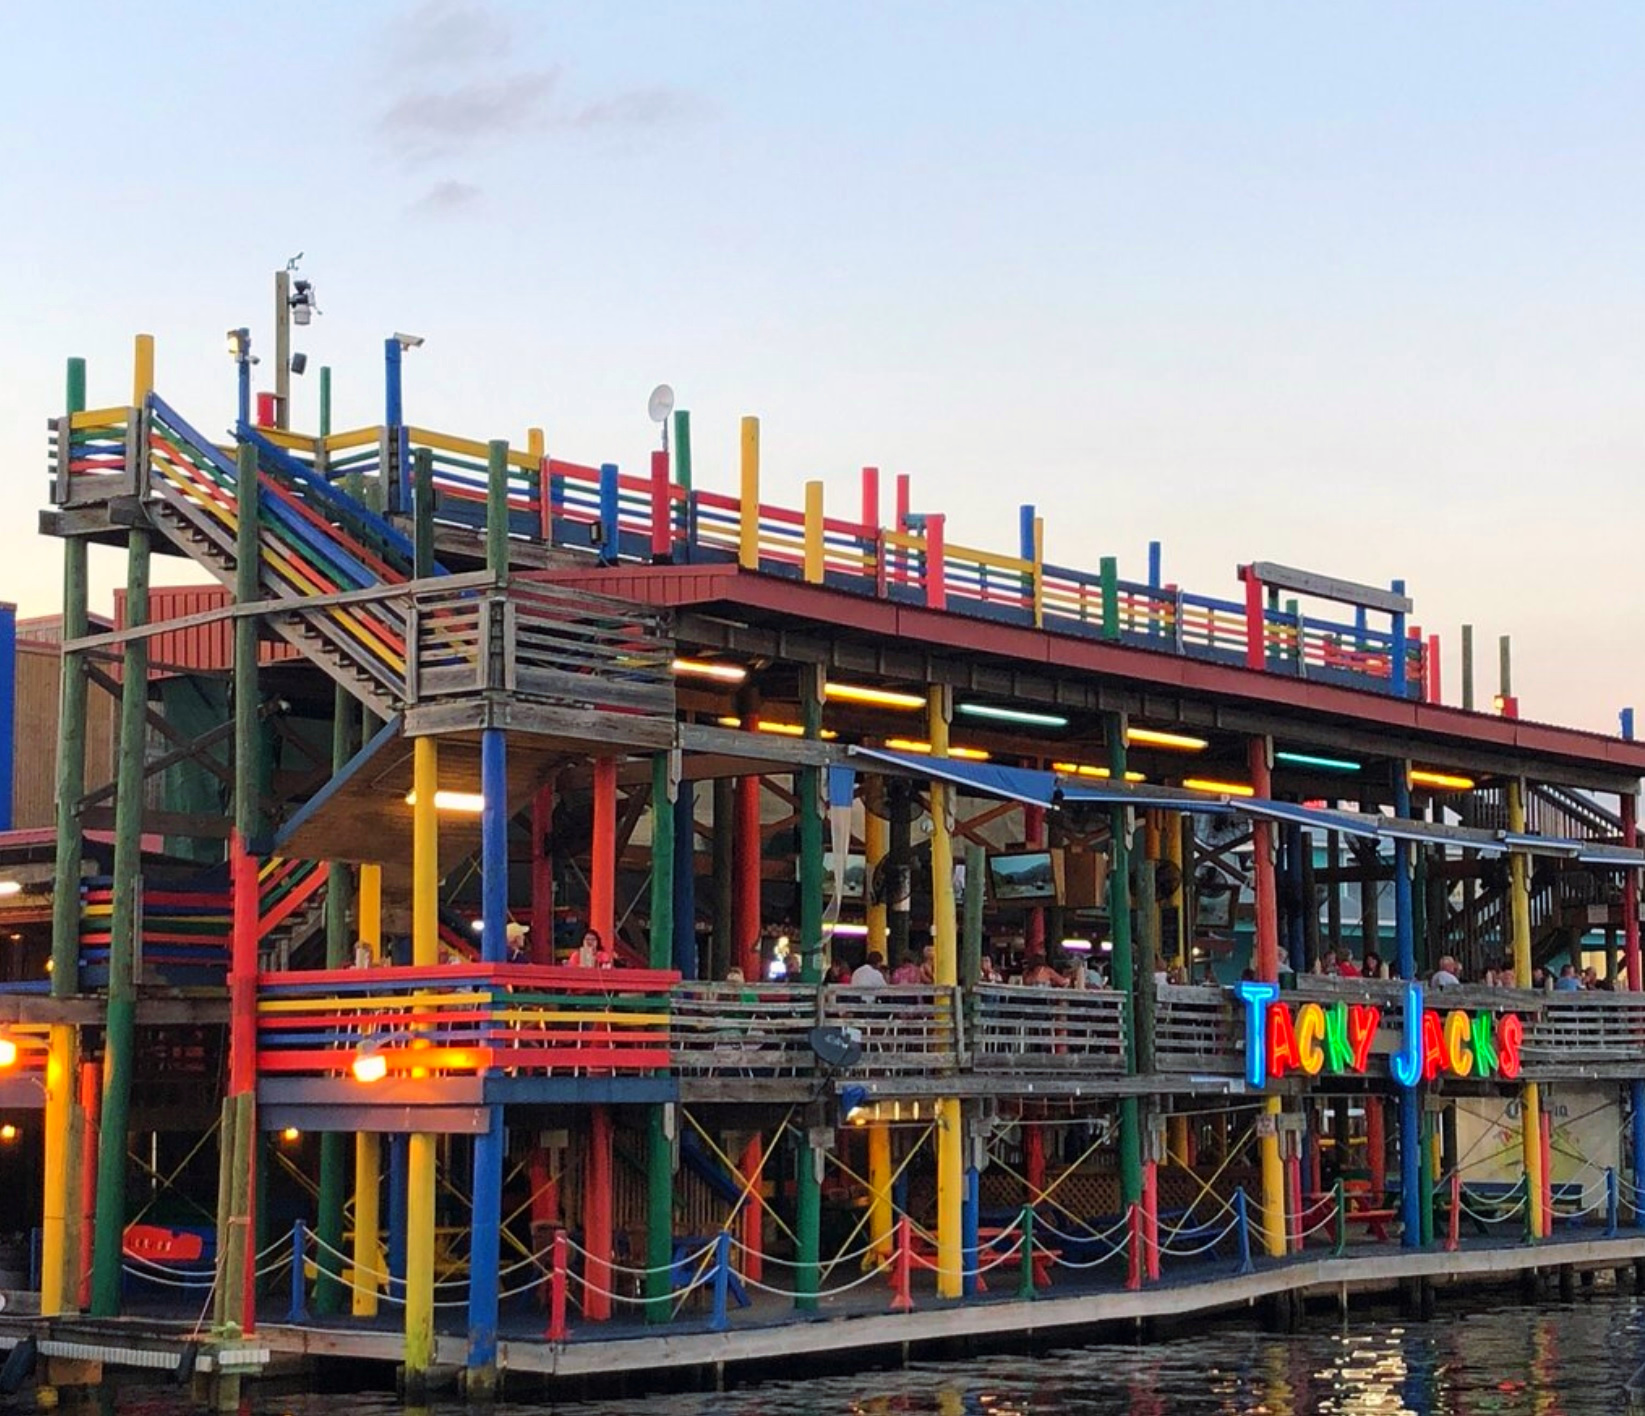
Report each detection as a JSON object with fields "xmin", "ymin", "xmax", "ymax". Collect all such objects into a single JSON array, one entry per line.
[{"xmin": 988, "ymin": 849, "xmax": 1063, "ymax": 903}]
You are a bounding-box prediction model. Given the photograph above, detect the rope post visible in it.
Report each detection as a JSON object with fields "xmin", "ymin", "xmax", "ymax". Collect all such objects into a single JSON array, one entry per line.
[
  {"xmin": 546, "ymin": 1230, "xmax": 569, "ymax": 1343},
  {"xmin": 1125, "ymin": 1204, "xmax": 1141, "ymax": 1292},
  {"xmin": 1539, "ymin": 1110, "xmax": 1554, "ymax": 1239},
  {"xmin": 1333, "ymin": 1179, "xmax": 1346, "ymax": 1258},
  {"xmin": 1236, "ymin": 1188, "xmax": 1253, "ymax": 1275},
  {"xmin": 1445, "ymin": 1173, "xmax": 1461, "ymax": 1254},
  {"xmin": 1607, "ymin": 1169, "xmax": 1620, "ymax": 1238},
  {"xmin": 1143, "ymin": 1164, "xmax": 1161, "ymax": 1282},
  {"xmin": 1522, "ymin": 1174, "xmax": 1535, "ymax": 1245},
  {"xmin": 889, "ymin": 1215, "xmax": 914, "ymax": 1313},
  {"xmin": 287, "ymin": 1220, "xmax": 308, "ymax": 1324},
  {"xmin": 709, "ymin": 1230, "xmax": 733, "ymax": 1333},
  {"xmin": 1016, "ymin": 1207, "xmax": 1035, "ymax": 1301}
]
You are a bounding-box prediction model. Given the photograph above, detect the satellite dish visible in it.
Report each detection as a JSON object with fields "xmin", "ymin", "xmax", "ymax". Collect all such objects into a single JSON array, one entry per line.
[
  {"xmin": 647, "ymin": 384, "xmax": 675, "ymax": 425},
  {"xmin": 809, "ymin": 1025, "xmax": 863, "ymax": 1070}
]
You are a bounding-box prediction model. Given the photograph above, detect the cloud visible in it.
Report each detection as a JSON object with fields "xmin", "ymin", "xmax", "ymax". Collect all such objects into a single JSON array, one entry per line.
[
  {"xmin": 393, "ymin": 0, "xmax": 514, "ymax": 68},
  {"xmin": 568, "ymin": 86, "xmax": 712, "ymax": 132},
  {"xmin": 379, "ymin": 69, "xmax": 562, "ymax": 163},
  {"xmin": 407, "ymin": 179, "xmax": 483, "ymax": 216}
]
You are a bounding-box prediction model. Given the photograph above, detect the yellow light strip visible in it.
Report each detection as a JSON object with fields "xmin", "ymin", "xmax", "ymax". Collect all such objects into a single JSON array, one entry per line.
[
  {"xmin": 1051, "ymin": 762, "xmax": 1147, "ymax": 783},
  {"xmin": 1126, "ymin": 727, "xmax": 1208, "ymax": 752},
  {"xmin": 714, "ymin": 716, "xmax": 837, "ymax": 740},
  {"xmin": 1182, "ymin": 777, "xmax": 1255, "ymax": 798},
  {"xmin": 824, "ymin": 681, "xmax": 926, "ymax": 710},
  {"xmin": 885, "ymin": 738, "xmax": 991, "ymax": 761},
  {"xmin": 403, "ymin": 790, "xmax": 486, "ymax": 813},
  {"xmin": 1410, "ymin": 769, "xmax": 1475, "ymax": 791},
  {"xmin": 671, "ymin": 657, "xmax": 748, "ymax": 683}
]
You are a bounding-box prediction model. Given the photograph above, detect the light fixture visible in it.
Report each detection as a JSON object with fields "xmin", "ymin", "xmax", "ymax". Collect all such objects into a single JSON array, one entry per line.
[
  {"xmin": 289, "ymin": 278, "xmax": 318, "ymax": 328},
  {"xmin": 470, "ymin": 919, "xmax": 484, "ymax": 934},
  {"xmin": 1052, "ymin": 762, "xmax": 1146, "ymax": 783},
  {"xmin": 1061, "ymin": 938, "xmax": 1093, "ymax": 952},
  {"xmin": 280, "ymin": 1127, "xmax": 301, "ymax": 1144},
  {"xmin": 0, "ymin": 1035, "xmax": 16, "ymax": 1068},
  {"xmin": 1410, "ymin": 769, "xmax": 1474, "ymax": 791},
  {"xmin": 404, "ymin": 790, "xmax": 485, "ymax": 813},
  {"xmin": 884, "ymin": 738, "xmax": 991, "ymax": 761},
  {"xmin": 1183, "ymin": 777, "xmax": 1256, "ymax": 799},
  {"xmin": 1126, "ymin": 728, "xmax": 1208, "ymax": 752},
  {"xmin": 0, "ymin": 1125, "xmax": 16, "ymax": 1143},
  {"xmin": 1099, "ymin": 939, "xmax": 1114, "ymax": 953},
  {"xmin": 672, "ymin": 657, "xmax": 748, "ymax": 684},
  {"xmin": 226, "ymin": 327, "xmax": 251, "ymax": 360},
  {"xmin": 828, "ymin": 922, "xmax": 869, "ymax": 938},
  {"xmin": 0, "ymin": 882, "xmax": 21, "ymax": 898},
  {"xmin": 824, "ymin": 682, "xmax": 926, "ymax": 710},
  {"xmin": 352, "ymin": 1039, "xmax": 389, "ymax": 1084},
  {"xmin": 957, "ymin": 704, "xmax": 1069, "ymax": 729},
  {"xmin": 712, "ymin": 715, "xmax": 836, "ymax": 740},
  {"xmin": 1275, "ymin": 751, "xmax": 1362, "ymax": 773}
]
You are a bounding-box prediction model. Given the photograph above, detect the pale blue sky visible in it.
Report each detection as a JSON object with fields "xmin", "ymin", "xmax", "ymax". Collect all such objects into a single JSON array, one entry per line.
[{"xmin": 3, "ymin": 2, "xmax": 1641, "ymax": 732}]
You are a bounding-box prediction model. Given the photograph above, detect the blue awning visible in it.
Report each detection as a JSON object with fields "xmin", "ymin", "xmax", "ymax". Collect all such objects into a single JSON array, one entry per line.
[
  {"xmin": 1242, "ymin": 799, "xmax": 1382, "ymax": 840},
  {"xmin": 1054, "ymin": 781, "xmax": 1237, "ymax": 815},
  {"xmin": 847, "ymin": 747, "xmax": 1056, "ymax": 807}
]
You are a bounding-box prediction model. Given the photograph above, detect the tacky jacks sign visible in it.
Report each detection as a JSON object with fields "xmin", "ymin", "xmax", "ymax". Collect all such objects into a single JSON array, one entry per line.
[{"xmin": 1233, "ymin": 982, "xmax": 1523, "ymax": 1089}]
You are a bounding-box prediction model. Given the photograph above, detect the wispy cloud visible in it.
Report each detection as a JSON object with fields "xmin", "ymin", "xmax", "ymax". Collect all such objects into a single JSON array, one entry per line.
[
  {"xmin": 393, "ymin": 0, "xmax": 514, "ymax": 68},
  {"xmin": 380, "ymin": 70, "xmax": 561, "ymax": 164},
  {"xmin": 377, "ymin": 0, "xmax": 711, "ymax": 204},
  {"xmin": 407, "ymin": 179, "xmax": 483, "ymax": 217}
]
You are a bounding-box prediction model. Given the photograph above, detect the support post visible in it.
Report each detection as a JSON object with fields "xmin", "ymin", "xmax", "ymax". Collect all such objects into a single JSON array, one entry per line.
[
  {"xmin": 1249, "ymin": 734, "xmax": 1284, "ymax": 1258},
  {"xmin": 1109, "ymin": 715, "xmax": 1143, "ymax": 1214},
  {"xmin": 735, "ymin": 769, "xmax": 761, "ymax": 980},
  {"xmin": 864, "ymin": 779, "xmax": 887, "ymax": 960},
  {"xmin": 1461, "ymin": 624, "xmax": 1475, "ymax": 711},
  {"xmin": 868, "ymin": 1119, "xmax": 893, "ymax": 1262},
  {"xmin": 405, "ymin": 735, "xmax": 439, "ymax": 1390},
  {"xmin": 929, "ymin": 686, "xmax": 963, "ymax": 1299},
  {"xmin": 711, "ymin": 778, "xmax": 734, "ymax": 981},
  {"xmin": 584, "ymin": 1106, "xmax": 614, "ymax": 1320},
  {"xmin": 352, "ymin": 1134, "xmax": 381, "ymax": 1317},
  {"xmin": 1508, "ymin": 778, "xmax": 1545, "ymax": 1242},
  {"xmin": 673, "ymin": 779, "xmax": 697, "ymax": 976},
  {"xmin": 1395, "ymin": 766, "xmax": 1423, "ymax": 1250},
  {"xmin": 466, "ymin": 1106, "xmax": 504, "ymax": 1393},
  {"xmin": 738, "ymin": 416, "xmax": 760, "ymax": 570},
  {"xmin": 531, "ymin": 782, "xmax": 554, "ymax": 962},
  {"xmin": 487, "ymin": 438, "xmax": 510, "ymax": 574},
  {"xmin": 90, "ymin": 516, "xmax": 151, "ymax": 1316},
  {"xmin": 798, "ymin": 666, "xmax": 824, "ymax": 983},
  {"xmin": 591, "ymin": 756, "xmax": 617, "ymax": 948},
  {"xmin": 646, "ymin": 753, "xmax": 676, "ymax": 1323}
]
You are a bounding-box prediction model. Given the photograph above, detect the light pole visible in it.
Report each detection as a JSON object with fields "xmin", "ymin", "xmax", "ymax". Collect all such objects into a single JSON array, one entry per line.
[
  {"xmin": 227, "ymin": 327, "xmax": 254, "ymax": 428},
  {"xmin": 275, "ymin": 256, "xmax": 318, "ymax": 431}
]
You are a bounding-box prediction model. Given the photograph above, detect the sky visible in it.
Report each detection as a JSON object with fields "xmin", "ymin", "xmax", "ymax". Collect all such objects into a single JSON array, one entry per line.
[{"xmin": 2, "ymin": 1, "xmax": 1641, "ymax": 732}]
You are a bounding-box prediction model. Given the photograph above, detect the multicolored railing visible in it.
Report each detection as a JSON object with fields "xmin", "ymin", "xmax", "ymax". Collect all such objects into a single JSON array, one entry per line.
[
  {"xmin": 256, "ymin": 964, "xmax": 678, "ymax": 1078},
  {"xmin": 52, "ymin": 385, "xmax": 1434, "ymax": 703}
]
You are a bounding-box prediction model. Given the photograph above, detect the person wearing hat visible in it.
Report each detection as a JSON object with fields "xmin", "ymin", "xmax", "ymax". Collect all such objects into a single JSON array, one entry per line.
[{"xmin": 505, "ymin": 920, "xmax": 530, "ymax": 963}]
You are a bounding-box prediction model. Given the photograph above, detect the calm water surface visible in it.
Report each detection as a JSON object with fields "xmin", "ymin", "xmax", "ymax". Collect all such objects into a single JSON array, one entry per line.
[{"xmin": 13, "ymin": 1296, "xmax": 1645, "ymax": 1415}]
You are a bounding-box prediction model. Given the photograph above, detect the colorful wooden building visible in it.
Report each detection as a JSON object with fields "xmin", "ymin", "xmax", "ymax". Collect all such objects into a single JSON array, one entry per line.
[{"xmin": 7, "ymin": 330, "xmax": 1645, "ymax": 1398}]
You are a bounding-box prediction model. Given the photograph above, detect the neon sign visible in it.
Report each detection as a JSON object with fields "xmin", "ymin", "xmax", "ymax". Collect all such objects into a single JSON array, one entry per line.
[{"xmin": 1233, "ymin": 981, "xmax": 1521, "ymax": 1089}]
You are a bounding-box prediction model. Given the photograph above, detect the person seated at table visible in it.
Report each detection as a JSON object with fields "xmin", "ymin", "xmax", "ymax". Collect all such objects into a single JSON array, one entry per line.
[
  {"xmin": 978, "ymin": 954, "xmax": 1004, "ymax": 984},
  {"xmin": 827, "ymin": 958, "xmax": 852, "ymax": 984},
  {"xmin": 1430, "ymin": 955, "xmax": 1463, "ymax": 987},
  {"xmin": 889, "ymin": 952, "xmax": 922, "ymax": 984},
  {"xmin": 851, "ymin": 951, "xmax": 887, "ymax": 987},
  {"xmin": 1555, "ymin": 963, "xmax": 1582, "ymax": 991},
  {"xmin": 1361, "ymin": 950, "xmax": 1385, "ymax": 979},
  {"xmin": 1022, "ymin": 953, "xmax": 1068, "ymax": 988},
  {"xmin": 1335, "ymin": 948, "xmax": 1362, "ymax": 978},
  {"xmin": 572, "ymin": 927, "xmax": 614, "ymax": 969}
]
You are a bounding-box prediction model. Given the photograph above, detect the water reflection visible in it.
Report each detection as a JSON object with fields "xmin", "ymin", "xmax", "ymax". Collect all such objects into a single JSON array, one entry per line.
[{"xmin": 7, "ymin": 1296, "xmax": 1645, "ymax": 1415}]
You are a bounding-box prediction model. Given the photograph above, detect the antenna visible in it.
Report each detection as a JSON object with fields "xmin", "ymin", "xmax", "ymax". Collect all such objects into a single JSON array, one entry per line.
[{"xmin": 647, "ymin": 383, "xmax": 675, "ymax": 451}]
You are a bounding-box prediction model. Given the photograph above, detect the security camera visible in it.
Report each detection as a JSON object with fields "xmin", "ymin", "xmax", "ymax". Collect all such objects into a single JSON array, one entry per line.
[{"xmin": 393, "ymin": 332, "xmax": 425, "ymax": 349}]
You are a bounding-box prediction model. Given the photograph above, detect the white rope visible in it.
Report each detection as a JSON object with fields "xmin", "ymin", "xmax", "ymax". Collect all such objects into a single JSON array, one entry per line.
[
  {"xmin": 1041, "ymin": 1231, "xmax": 1129, "ymax": 1271},
  {"xmin": 1032, "ymin": 1210, "xmax": 1130, "ymax": 1246},
  {"xmin": 121, "ymin": 1263, "xmax": 214, "ymax": 1289},
  {"xmin": 1158, "ymin": 1214, "xmax": 1241, "ymax": 1258}
]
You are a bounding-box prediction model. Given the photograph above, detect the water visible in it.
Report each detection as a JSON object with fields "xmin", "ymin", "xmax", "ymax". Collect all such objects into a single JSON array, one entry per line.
[{"xmin": 10, "ymin": 1296, "xmax": 1645, "ymax": 1415}]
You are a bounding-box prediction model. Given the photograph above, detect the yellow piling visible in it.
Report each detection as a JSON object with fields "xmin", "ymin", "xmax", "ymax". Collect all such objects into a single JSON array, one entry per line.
[
  {"xmin": 868, "ymin": 1121, "xmax": 893, "ymax": 1261},
  {"xmin": 132, "ymin": 333, "xmax": 154, "ymax": 405},
  {"xmin": 39, "ymin": 1023, "xmax": 77, "ymax": 1315},
  {"xmin": 1507, "ymin": 778, "xmax": 1544, "ymax": 1238},
  {"xmin": 1260, "ymin": 1095, "xmax": 1286, "ymax": 1258},
  {"xmin": 405, "ymin": 739, "xmax": 439, "ymax": 1383},
  {"xmin": 352, "ymin": 1134, "xmax": 381, "ymax": 1317},
  {"xmin": 804, "ymin": 480, "xmax": 824, "ymax": 584},
  {"xmin": 929, "ymin": 687, "xmax": 963, "ymax": 1298},
  {"xmin": 739, "ymin": 417, "xmax": 760, "ymax": 570}
]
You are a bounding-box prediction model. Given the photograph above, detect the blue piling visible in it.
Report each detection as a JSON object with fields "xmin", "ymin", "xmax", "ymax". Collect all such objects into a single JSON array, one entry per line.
[
  {"xmin": 599, "ymin": 463, "xmax": 620, "ymax": 564},
  {"xmin": 288, "ymin": 1220, "xmax": 308, "ymax": 1323},
  {"xmin": 710, "ymin": 1231, "xmax": 732, "ymax": 1332},
  {"xmin": 1235, "ymin": 1188, "xmax": 1253, "ymax": 1275}
]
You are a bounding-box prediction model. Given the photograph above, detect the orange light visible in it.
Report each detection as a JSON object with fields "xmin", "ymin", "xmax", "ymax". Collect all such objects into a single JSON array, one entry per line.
[
  {"xmin": 1183, "ymin": 777, "xmax": 1256, "ymax": 798},
  {"xmin": 1126, "ymin": 728, "xmax": 1207, "ymax": 752},
  {"xmin": 824, "ymin": 682, "xmax": 926, "ymax": 710},
  {"xmin": 714, "ymin": 715, "xmax": 836, "ymax": 740},
  {"xmin": 1410, "ymin": 769, "xmax": 1474, "ymax": 791},
  {"xmin": 1052, "ymin": 762, "xmax": 1147, "ymax": 783},
  {"xmin": 352, "ymin": 1046, "xmax": 388, "ymax": 1084},
  {"xmin": 404, "ymin": 790, "xmax": 485, "ymax": 813},
  {"xmin": 671, "ymin": 657, "xmax": 748, "ymax": 684},
  {"xmin": 281, "ymin": 1126, "xmax": 301, "ymax": 1143},
  {"xmin": 884, "ymin": 738, "xmax": 991, "ymax": 761},
  {"xmin": 0, "ymin": 1036, "xmax": 16, "ymax": 1070},
  {"xmin": 0, "ymin": 1125, "xmax": 16, "ymax": 1143}
]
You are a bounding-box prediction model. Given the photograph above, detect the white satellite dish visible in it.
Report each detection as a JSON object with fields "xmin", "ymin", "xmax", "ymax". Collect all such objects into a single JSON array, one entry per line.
[{"xmin": 647, "ymin": 384, "xmax": 675, "ymax": 425}]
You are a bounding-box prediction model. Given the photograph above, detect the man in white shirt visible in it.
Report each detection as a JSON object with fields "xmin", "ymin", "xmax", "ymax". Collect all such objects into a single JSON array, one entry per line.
[{"xmin": 850, "ymin": 951, "xmax": 887, "ymax": 987}]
